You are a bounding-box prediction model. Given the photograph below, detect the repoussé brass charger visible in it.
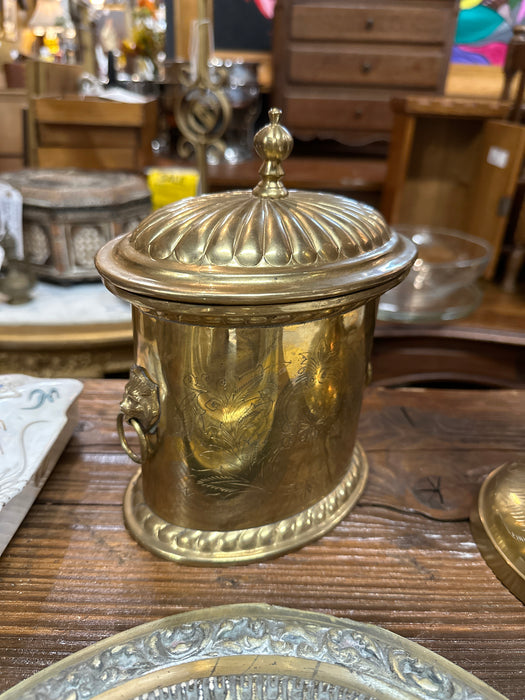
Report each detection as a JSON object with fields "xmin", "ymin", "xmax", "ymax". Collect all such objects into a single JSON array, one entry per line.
[
  {"xmin": 470, "ymin": 460, "xmax": 525, "ymax": 604},
  {"xmin": 0, "ymin": 604, "xmax": 507, "ymax": 700}
]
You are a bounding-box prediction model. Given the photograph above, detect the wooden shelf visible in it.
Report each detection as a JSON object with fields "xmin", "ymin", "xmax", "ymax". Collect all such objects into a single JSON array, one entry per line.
[
  {"xmin": 206, "ymin": 155, "xmax": 387, "ymax": 195},
  {"xmin": 373, "ymin": 283, "xmax": 525, "ymax": 388}
]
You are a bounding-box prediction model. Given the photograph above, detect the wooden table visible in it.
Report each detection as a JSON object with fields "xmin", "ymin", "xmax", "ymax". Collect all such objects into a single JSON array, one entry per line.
[{"xmin": 1, "ymin": 381, "xmax": 524, "ymax": 697}]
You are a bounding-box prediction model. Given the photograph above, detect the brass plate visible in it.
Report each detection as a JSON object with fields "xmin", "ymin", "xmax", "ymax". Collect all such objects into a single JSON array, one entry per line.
[
  {"xmin": 123, "ymin": 443, "xmax": 368, "ymax": 565},
  {"xmin": 470, "ymin": 461, "xmax": 525, "ymax": 604},
  {"xmin": 0, "ymin": 604, "xmax": 506, "ymax": 700}
]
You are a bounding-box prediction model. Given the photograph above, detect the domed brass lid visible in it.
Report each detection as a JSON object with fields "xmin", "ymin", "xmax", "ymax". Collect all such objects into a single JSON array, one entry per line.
[{"xmin": 96, "ymin": 109, "xmax": 416, "ymax": 306}]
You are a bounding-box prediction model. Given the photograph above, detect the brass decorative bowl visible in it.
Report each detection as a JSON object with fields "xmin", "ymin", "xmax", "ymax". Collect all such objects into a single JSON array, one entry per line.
[{"xmin": 96, "ymin": 109, "xmax": 416, "ymax": 564}]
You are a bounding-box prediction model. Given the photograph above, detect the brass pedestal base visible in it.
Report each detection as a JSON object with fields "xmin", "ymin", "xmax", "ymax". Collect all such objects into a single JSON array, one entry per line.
[{"xmin": 123, "ymin": 442, "xmax": 368, "ymax": 565}]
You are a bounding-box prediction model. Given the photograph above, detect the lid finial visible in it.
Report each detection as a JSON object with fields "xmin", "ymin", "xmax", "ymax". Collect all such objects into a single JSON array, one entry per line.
[{"xmin": 252, "ymin": 108, "xmax": 293, "ymax": 199}]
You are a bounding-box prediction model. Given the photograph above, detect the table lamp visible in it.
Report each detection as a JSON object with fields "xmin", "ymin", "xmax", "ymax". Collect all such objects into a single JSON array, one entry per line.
[
  {"xmin": 0, "ymin": 0, "xmax": 18, "ymax": 42},
  {"xmin": 28, "ymin": 0, "xmax": 77, "ymax": 59}
]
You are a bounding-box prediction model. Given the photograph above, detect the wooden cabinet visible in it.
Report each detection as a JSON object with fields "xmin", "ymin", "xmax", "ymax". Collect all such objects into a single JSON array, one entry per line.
[
  {"xmin": 271, "ymin": 0, "xmax": 459, "ymax": 145},
  {"xmin": 380, "ymin": 96, "xmax": 525, "ymax": 279},
  {"xmin": 31, "ymin": 95, "xmax": 158, "ymax": 171},
  {"xmin": 0, "ymin": 88, "xmax": 27, "ymax": 171}
]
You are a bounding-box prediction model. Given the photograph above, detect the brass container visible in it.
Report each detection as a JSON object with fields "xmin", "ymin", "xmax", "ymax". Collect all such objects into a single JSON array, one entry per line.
[{"xmin": 96, "ymin": 109, "xmax": 416, "ymax": 565}]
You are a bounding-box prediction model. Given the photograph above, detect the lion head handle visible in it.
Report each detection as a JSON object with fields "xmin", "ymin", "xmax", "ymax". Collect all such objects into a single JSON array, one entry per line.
[{"xmin": 120, "ymin": 365, "xmax": 160, "ymax": 432}]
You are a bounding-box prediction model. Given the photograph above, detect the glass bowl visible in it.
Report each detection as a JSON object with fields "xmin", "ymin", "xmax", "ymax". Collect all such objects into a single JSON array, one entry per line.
[{"xmin": 377, "ymin": 226, "xmax": 492, "ymax": 323}]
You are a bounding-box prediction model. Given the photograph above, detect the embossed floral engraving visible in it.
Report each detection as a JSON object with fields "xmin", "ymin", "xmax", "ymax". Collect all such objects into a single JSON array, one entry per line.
[
  {"xmin": 180, "ymin": 327, "xmax": 281, "ymax": 497},
  {"xmin": 125, "ymin": 306, "xmax": 369, "ymax": 559},
  {"xmin": 10, "ymin": 607, "xmax": 501, "ymax": 700}
]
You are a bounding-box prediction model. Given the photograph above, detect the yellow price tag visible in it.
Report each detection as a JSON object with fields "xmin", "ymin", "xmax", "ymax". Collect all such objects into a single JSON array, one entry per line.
[{"xmin": 147, "ymin": 168, "xmax": 200, "ymax": 210}]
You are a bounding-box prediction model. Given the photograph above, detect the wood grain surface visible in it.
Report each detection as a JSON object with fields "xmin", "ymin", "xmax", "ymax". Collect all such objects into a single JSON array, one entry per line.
[{"xmin": 1, "ymin": 381, "xmax": 524, "ymax": 697}]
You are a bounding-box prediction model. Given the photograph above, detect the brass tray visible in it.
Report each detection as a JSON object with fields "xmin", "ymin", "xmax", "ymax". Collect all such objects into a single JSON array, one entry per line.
[
  {"xmin": 1, "ymin": 604, "xmax": 506, "ymax": 700},
  {"xmin": 470, "ymin": 461, "xmax": 525, "ymax": 604}
]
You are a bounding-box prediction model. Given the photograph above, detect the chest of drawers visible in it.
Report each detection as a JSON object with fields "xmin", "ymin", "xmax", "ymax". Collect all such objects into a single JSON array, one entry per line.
[{"xmin": 272, "ymin": 0, "xmax": 459, "ymax": 146}]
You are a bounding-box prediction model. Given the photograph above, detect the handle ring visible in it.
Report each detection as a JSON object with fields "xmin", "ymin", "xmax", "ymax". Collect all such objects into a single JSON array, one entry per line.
[{"xmin": 117, "ymin": 412, "xmax": 149, "ymax": 464}]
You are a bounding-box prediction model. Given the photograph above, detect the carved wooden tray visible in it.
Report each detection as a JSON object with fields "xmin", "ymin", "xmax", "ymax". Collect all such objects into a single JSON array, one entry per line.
[{"xmin": 0, "ymin": 604, "xmax": 506, "ymax": 700}]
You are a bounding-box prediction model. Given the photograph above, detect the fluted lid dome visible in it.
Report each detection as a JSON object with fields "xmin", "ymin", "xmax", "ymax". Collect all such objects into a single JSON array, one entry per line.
[{"xmin": 96, "ymin": 109, "xmax": 415, "ymax": 306}]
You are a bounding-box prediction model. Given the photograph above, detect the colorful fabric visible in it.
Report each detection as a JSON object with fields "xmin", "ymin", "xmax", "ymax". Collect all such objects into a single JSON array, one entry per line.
[{"xmin": 454, "ymin": 1, "xmax": 525, "ymax": 65}]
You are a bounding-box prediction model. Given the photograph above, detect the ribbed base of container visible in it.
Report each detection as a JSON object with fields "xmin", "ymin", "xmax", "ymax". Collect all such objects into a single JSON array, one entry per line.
[{"xmin": 123, "ymin": 442, "xmax": 368, "ymax": 565}]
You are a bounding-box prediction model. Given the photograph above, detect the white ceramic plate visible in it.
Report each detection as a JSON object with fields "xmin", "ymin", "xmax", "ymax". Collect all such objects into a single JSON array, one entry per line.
[{"xmin": 0, "ymin": 373, "xmax": 82, "ymax": 555}]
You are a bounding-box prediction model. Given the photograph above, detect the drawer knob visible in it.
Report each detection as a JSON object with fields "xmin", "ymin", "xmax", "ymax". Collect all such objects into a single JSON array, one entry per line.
[
  {"xmin": 365, "ymin": 17, "xmax": 374, "ymax": 30},
  {"xmin": 361, "ymin": 61, "xmax": 372, "ymax": 74},
  {"xmin": 354, "ymin": 108, "xmax": 363, "ymax": 119}
]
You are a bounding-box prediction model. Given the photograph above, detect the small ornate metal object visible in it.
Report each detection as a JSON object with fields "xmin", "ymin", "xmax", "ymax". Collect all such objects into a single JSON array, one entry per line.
[
  {"xmin": 174, "ymin": 1, "xmax": 231, "ymax": 193},
  {"xmin": 470, "ymin": 460, "xmax": 525, "ymax": 604},
  {"xmin": 96, "ymin": 109, "xmax": 416, "ymax": 565}
]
